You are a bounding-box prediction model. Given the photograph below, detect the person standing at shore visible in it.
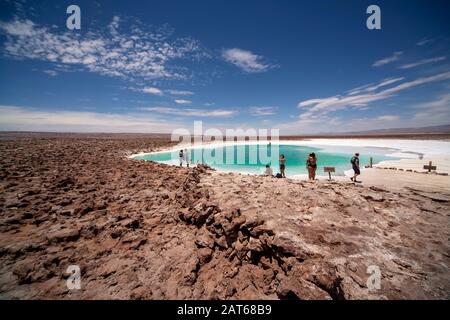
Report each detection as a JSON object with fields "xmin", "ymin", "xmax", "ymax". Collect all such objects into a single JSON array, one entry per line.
[
  {"xmin": 306, "ymin": 152, "xmax": 317, "ymax": 180},
  {"xmin": 279, "ymin": 154, "xmax": 286, "ymax": 178},
  {"xmin": 351, "ymin": 153, "xmax": 360, "ymax": 182},
  {"xmin": 184, "ymin": 148, "xmax": 190, "ymax": 168},
  {"xmin": 179, "ymin": 150, "xmax": 184, "ymax": 167}
]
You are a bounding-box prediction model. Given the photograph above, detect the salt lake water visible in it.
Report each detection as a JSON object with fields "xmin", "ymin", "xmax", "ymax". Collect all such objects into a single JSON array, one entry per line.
[{"xmin": 133, "ymin": 143, "xmax": 402, "ymax": 177}]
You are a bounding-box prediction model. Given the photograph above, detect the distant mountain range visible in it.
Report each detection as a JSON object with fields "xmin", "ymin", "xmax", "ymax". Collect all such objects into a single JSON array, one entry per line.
[
  {"xmin": 346, "ymin": 124, "xmax": 450, "ymax": 135},
  {"xmin": 279, "ymin": 124, "xmax": 450, "ymax": 138}
]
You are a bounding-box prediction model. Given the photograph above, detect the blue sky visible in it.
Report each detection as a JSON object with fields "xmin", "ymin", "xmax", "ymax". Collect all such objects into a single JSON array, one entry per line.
[{"xmin": 0, "ymin": 0, "xmax": 449, "ymax": 134}]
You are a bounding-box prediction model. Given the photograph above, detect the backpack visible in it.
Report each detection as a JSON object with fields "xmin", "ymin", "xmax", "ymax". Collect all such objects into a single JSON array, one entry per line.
[
  {"xmin": 275, "ymin": 173, "xmax": 282, "ymax": 178},
  {"xmin": 351, "ymin": 156, "xmax": 357, "ymax": 165}
]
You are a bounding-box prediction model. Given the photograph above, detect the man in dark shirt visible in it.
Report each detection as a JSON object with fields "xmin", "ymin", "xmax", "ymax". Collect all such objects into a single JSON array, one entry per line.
[{"xmin": 351, "ymin": 153, "xmax": 361, "ymax": 182}]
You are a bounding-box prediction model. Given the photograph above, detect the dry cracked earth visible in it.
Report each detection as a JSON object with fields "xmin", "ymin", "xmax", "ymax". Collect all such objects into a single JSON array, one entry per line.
[{"xmin": 0, "ymin": 134, "xmax": 449, "ymax": 299}]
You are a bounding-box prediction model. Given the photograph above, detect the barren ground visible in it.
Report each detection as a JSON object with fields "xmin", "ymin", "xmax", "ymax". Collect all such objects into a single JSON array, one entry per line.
[{"xmin": 0, "ymin": 134, "xmax": 448, "ymax": 299}]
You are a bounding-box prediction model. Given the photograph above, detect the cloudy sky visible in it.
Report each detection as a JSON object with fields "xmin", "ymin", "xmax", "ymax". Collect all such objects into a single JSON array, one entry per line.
[{"xmin": 0, "ymin": 0, "xmax": 449, "ymax": 134}]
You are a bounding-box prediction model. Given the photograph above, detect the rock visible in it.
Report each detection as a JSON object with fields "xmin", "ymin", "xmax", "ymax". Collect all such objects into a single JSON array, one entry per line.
[
  {"xmin": 59, "ymin": 208, "xmax": 75, "ymax": 216},
  {"xmin": 110, "ymin": 227, "xmax": 125, "ymax": 239},
  {"xmin": 56, "ymin": 177, "xmax": 75, "ymax": 189},
  {"xmin": 46, "ymin": 228, "xmax": 80, "ymax": 243},
  {"xmin": 277, "ymin": 277, "xmax": 331, "ymax": 300},
  {"xmin": 1, "ymin": 242, "xmax": 43, "ymax": 258},
  {"xmin": 362, "ymin": 192, "xmax": 384, "ymax": 202},
  {"xmin": 249, "ymin": 224, "xmax": 274, "ymax": 237},
  {"xmin": 118, "ymin": 194, "xmax": 131, "ymax": 204},
  {"xmin": 96, "ymin": 200, "xmax": 107, "ymax": 210},
  {"xmin": 197, "ymin": 248, "xmax": 213, "ymax": 266},
  {"xmin": 79, "ymin": 202, "xmax": 94, "ymax": 215},
  {"xmin": 179, "ymin": 203, "xmax": 218, "ymax": 226},
  {"xmin": 4, "ymin": 198, "xmax": 20, "ymax": 208},
  {"xmin": 246, "ymin": 238, "xmax": 264, "ymax": 253},
  {"xmin": 242, "ymin": 216, "xmax": 265, "ymax": 230},
  {"xmin": 13, "ymin": 261, "xmax": 34, "ymax": 284},
  {"xmin": 120, "ymin": 218, "xmax": 140, "ymax": 229},
  {"xmin": 215, "ymin": 236, "xmax": 228, "ymax": 249},
  {"xmin": 222, "ymin": 216, "xmax": 246, "ymax": 242},
  {"xmin": 195, "ymin": 232, "xmax": 215, "ymax": 249},
  {"xmin": 121, "ymin": 234, "xmax": 147, "ymax": 249},
  {"xmin": 272, "ymin": 237, "xmax": 315, "ymax": 261},
  {"xmin": 130, "ymin": 286, "xmax": 150, "ymax": 299},
  {"xmin": 59, "ymin": 197, "xmax": 73, "ymax": 206},
  {"xmin": 159, "ymin": 190, "xmax": 170, "ymax": 199}
]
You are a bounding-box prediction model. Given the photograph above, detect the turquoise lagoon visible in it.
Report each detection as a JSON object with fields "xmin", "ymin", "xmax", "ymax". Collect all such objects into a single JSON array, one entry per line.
[{"xmin": 133, "ymin": 144, "xmax": 401, "ymax": 177}]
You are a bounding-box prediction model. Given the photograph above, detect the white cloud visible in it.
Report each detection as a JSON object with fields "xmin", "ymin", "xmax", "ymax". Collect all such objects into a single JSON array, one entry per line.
[
  {"xmin": 276, "ymin": 112, "xmax": 443, "ymax": 135},
  {"xmin": 0, "ymin": 18, "xmax": 35, "ymax": 36},
  {"xmin": 414, "ymin": 93, "xmax": 450, "ymax": 124},
  {"xmin": 416, "ymin": 38, "xmax": 434, "ymax": 46},
  {"xmin": 399, "ymin": 56, "xmax": 446, "ymax": 69},
  {"xmin": 414, "ymin": 93, "xmax": 450, "ymax": 111},
  {"xmin": 347, "ymin": 77, "xmax": 404, "ymax": 95},
  {"xmin": 412, "ymin": 94, "xmax": 450, "ymax": 124},
  {"xmin": 376, "ymin": 115, "xmax": 399, "ymax": 121},
  {"xmin": 43, "ymin": 69, "xmax": 58, "ymax": 76},
  {"xmin": 0, "ymin": 18, "xmax": 209, "ymax": 81},
  {"xmin": 373, "ymin": 51, "xmax": 403, "ymax": 67},
  {"xmin": 299, "ymin": 72, "xmax": 450, "ymax": 110},
  {"xmin": 222, "ymin": 48, "xmax": 273, "ymax": 73},
  {"xmin": 381, "ymin": 71, "xmax": 450, "ymax": 95},
  {"xmin": 249, "ymin": 106, "xmax": 277, "ymax": 116},
  {"xmin": 0, "ymin": 105, "xmax": 182, "ymax": 133},
  {"xmin": 132, "ymin": 87, "xmax": 197, "ymax": 97},
  {"xmin": 297, "ymin": 71, "xmax": 450, "ymax": 125},
  {"xmin": 143, "ymin": 107, "xmax": 236, "ymax": 117},
  {"xmin": 167, "ymin": 90, "xmax": 194, "ymax": 96},
  {"xmin": 139, "ymin": 87, "xmax": 163, "ymax": 95},
  {"xmin": 175, "ymin": 99, "xmax": 192, "ymax": 104}
]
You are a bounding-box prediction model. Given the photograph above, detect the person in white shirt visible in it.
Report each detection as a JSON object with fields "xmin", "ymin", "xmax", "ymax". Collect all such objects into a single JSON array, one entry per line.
[
  {"xmin": 184, "ymin": 148, "xmax": 190, "ymax": 168},
  {"xmin": 263, "ymin": 165, "xmax": 273, "ymax": 176}
]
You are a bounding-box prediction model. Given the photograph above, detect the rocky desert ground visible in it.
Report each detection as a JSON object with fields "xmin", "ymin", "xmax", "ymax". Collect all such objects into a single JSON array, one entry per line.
[{"xmin": 0, "ymin": 133, "xmax": 449, "ymax": 299}]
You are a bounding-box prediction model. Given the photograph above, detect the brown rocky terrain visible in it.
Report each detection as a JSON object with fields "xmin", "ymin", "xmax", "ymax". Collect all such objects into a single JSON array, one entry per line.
[{"xmin": 0, "ymin": 133, "xmax": 449, "ymax": 299}]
